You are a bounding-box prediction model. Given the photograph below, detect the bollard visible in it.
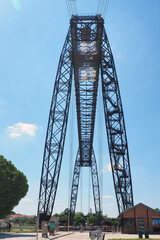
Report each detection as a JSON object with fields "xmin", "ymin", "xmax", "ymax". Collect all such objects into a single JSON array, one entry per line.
[
  {"xmin": 138, "ymin": 230, "xmax": 143, "ymax": 238},
  {"xmin": 42, "ymin": 221, "xmax": 48, "ymax": 238},
  {"xmin": 145, "ymin": 230, "xmax": 149, "ymax": 239}
]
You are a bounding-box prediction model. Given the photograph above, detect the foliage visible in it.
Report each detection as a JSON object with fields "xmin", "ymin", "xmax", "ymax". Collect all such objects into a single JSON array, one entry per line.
[
  {"xmin": 53, "ymin": 213, "xmax": 61, "ymax": 217},
  {"xmin": 113, "ymin": 220, "xmax": 119, "ymax": 226},
  {"xmin": 59, "ymin": 208, "xmax": 69, "ymax": 225},
  {"xmin": 73, "ymin": 214, "xmax": 85, "ymax": 226},
  {"xmin": 25, "ymin": 219, "xmax": 36, "ymax": 225},
  {"xmin": 60, "ymin": 215, "xmax": 68, "ymax": 226},
  {"xmin": 103, "ymin": 217, "xmax": 119, "ymax": 226},
  {"xmin": 88, "ymin": 208, "xmax": 93, "ymax": 217},
  {"xmin": 10, "ymin": 211, "xmax": 16, "ymax": 215},
  {"xmin": 155, "ymin": 208, "xmax": 160, "ymax": 213},
  {"xmin": 86, "ymin": 215, "xmax": 98, "ymax": 225},
  {"xmin": 10, "ymin": 217, "xmax": 36, "ymax": 225},
  {"xmin": 53, "ymin": 208, "xmax": 120, "ymax": 227},
  {"xmin": 61, "ymin": 208, "xmax": 69, "ymax": 215},
  {"xmin": 14, "ymin": 218, "xmax": 21, "ymax": 224},
  {"xmin": 0, "ymin": 155, "xmax": 29, "ymax": 218},
  {"xmin": 76, "ymin": 212, "xmax": 84, "ymax": 217}
]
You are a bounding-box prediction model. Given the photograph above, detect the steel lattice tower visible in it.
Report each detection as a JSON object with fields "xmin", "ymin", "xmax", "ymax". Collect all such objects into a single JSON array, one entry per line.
[{"xmin": 38, "ymin": 15, "xmax": 134, "ymax": 225}]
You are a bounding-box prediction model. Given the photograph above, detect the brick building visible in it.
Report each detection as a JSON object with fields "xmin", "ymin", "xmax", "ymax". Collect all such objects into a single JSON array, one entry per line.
[{"xmin": 118, "ymin": 203, "xmax": 160, "ymax": 234}]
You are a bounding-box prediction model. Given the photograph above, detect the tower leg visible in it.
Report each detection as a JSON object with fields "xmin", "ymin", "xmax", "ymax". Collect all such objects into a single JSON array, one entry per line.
[
  {"xmin": 100, "ymin": 28, "xmax": 134, "ymax": 213},
  {"xmin": 69, "ymin": 149, "xmax": 81, "ymax": 225},
  {"xmin": 69, "ymin": 149, "xmax": 102, "ymax": 225},
  {"xmin": 38, "ymin": 28, "xmax": 73, "ymax": 224},
  {"xmin": 91, "ymin": 149, "xmax": 101, "ymax": 224}
]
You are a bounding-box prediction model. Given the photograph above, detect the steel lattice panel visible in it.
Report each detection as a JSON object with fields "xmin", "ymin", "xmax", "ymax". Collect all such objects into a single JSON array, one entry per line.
[
  {"xmin": 38, "ymin": 29, "xmax": 73, "ymax": 222},
  {"xmin": 71, "ymin": 16, "xmax": 103, "ymax": 166},
  {"xmin": 38, "ymin": 15, "xmax": 134, "ymax": 226},
  {"xmin": 101, "ymin": 29, "xmax": 133, "ymax": 212}
]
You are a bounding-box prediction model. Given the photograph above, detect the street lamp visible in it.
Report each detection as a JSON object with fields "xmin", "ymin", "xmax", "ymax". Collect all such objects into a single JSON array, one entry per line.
[
  {"xmin": 68, "ymin": 209, "xmax": 70, "ymax": 232},
  {"xmin": 36, "ymin": 199, "xmax": 42, "ymax": 240}
]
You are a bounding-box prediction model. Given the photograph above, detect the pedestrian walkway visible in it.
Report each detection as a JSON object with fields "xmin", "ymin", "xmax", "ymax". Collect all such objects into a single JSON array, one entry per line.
[{"xmin": 0, "ymin": 232, "xmax": 160, "ymax": 240}]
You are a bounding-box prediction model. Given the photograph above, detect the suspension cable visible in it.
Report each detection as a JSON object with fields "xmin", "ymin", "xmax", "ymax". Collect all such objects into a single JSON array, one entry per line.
[
  {"xmin": 80, "ymin": 168, "xmax": 82, "ymax": 213},
  {"xmin": 100, "ymin": 83, "xmax": 104, "ymax": 214},
  {"xmin": 66, "ymin": 0, "xmax": 77, "ymax": 19},
  {"xmin": 88, "ymin": 168, "xmax": 91, "ymax": 213},
  {"xmin": 103, "ymin": 0, "xmax": 109, "ymax": 20},
  {"xmin": 68, "ymin": 79, "xmax": 74, "ymax": 228},
  {"xmin": 65, "ymin": 0, "xmax": 71, "ymax": 18},
  {"xmin": 97, "ymin": 0, "xmax": 109, "ymax": 19},
  {"xmin": 97, "ymin": 0, "xmax": 101, "ymax": 14},
  {"xmin": 98, "ymin": 80, "xmax": 103, "ymax": 215}
]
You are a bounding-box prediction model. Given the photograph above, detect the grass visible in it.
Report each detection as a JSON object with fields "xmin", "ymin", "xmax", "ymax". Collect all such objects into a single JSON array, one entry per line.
[
  {"xmin": 111, "ymin": 239, "xmax": 160, "ymax": 240},
  {"xmin": 11, "ymin": 229, "xmax": 36, "ymax": 233}
]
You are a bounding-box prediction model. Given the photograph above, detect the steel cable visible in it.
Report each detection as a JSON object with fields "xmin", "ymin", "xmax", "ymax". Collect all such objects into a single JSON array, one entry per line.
[
  {"xmin": 66, "ymin": 0, "xmax": 78, "ymax": 17},
  {"xmin": 80, "ymin": 168, "xmax": 82, "ymax": 213},
  {"xmin": 65, "ymin": 0, "xmax": 71, "ymax": 18},
  {"xmin": 97, "ymin": 0, "xmax": 109, "ymax": 19},
  {"xmin": 103, "ymin": 0, "xmax": 109, "ymax": 20},
  {"xmin": 88, "ymin": 168, "xmax": 91, "ymax": 214},
  {"xmin": 68, "ymin": 77, "xmax": 74, "ymax": 227}
]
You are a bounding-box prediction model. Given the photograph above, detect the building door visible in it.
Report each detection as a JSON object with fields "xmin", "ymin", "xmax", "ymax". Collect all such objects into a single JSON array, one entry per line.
[{"xmin": 138, "ymin": 218, "xmax": 145, "ymax": 231}]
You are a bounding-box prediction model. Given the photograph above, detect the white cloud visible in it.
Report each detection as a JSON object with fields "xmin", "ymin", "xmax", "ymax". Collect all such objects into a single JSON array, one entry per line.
[
  {"xmin": 102, "ymin": 163, "xmax": 112, "ymax": 172},
  {"xmin": 7, "ymin": 122, "xmax": 38, "ymax": 138},
  {"xmin": 21, "ymin": 198, "xmax": 34, "ymax": 203},
  {"xmin": 14, "ymin": 198, "xmax": 36, "ymax": 215},
  {"xmin": 103, "ymin": 195, "xmax": 113, "ymax": 199},
  {"xmin": 10, "ymin": 0, "xmax": 21, "ymax": 10}
]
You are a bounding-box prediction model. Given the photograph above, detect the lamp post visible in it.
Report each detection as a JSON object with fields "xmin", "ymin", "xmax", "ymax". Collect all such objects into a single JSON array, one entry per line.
[
  {"xmin": 68, "ymin": 209, "xmax": 70, "ymax": 232},
  {"xmin": 36, "ymin": 199, "xmax": 41, "ymax": 240}
]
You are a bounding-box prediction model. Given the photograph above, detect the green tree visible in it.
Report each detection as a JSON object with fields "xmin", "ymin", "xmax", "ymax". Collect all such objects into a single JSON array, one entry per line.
[
  {"xmin": 25, "ymin": 219, "xmax": 36, "ymax": 225},
  {"xmin": 61, "ymin": 208, "xmax": 69, "ymax": 216},
  {"xmin": 113, "ymin": 220, "xmax": 119, "ymax": 226},
  {"xmin": 155, "ymin": 208, "xmax": 160, "ymax": 213},
  {"xmin": 0, "ymin": 155, "xmax": 29, "ymax": 218},
  {"xmin": 60, "ymin": 215, "xmax": 68, "ymax": 226},
  {"xmin": 88, "ymin": 208, "xmax": 93, "ymax": 217},
  {"xmin": 14, "ymin": 218, "xmax": 20, "ymax": 224},
  {"xmin": 86, "ymin": 215, "xmax": 97, "ymax": 225},
  {"xmin": 53, "ymin": 213, "xmax": 61, "ymax": 217},
  {"xmin": 73, "ymin": 214, "xmax": 85, "ymax": 226},
  {"xmin": 10, "ymin": 211, "xmax": 16, "ymax": 215},
  {"xmin": 103, "ymin": 217, "xmax": 119, "ymax": 226}
]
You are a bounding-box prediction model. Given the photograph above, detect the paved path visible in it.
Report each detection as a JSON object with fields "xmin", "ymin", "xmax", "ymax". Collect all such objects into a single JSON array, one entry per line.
[{"xmin": 0, "ymin": 232, "xmax": 160, "ymax": 240}]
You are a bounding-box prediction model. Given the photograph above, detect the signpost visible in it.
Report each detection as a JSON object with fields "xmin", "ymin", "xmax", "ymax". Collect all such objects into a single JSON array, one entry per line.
[{"xmin": 49, "ymin": 221, "xmax": 55, "ymax": 236}]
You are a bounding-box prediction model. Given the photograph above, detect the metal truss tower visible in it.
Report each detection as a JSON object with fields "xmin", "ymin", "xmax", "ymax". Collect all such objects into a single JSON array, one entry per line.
[{"xmin": 38, "ymin": 15, "xmax": 134, "ymax": 225}]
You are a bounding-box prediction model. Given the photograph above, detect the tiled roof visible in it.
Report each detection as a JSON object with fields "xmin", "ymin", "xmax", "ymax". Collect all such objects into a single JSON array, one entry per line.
[{"xmin": 8, "ymin": 214, "xmax": 35, "ymax": 219}]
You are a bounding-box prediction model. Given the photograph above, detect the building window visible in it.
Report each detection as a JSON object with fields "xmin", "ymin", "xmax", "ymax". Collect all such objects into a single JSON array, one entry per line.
[
  {"xmin": 138, "ymin": 218, "xmax": 145, "ymax": 230},
  {"xmin": 153, "ymin": 219, "xmax": 160, "ymax": 233},
  {"xmin": 123, "ymin": 218, "xmax": 135, "ymax": 227}
]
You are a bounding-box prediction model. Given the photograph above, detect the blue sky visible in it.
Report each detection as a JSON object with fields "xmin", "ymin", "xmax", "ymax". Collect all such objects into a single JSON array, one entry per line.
[{"xmin": 0, "ymin": 0, "xmax": 160, "ymax": 218}]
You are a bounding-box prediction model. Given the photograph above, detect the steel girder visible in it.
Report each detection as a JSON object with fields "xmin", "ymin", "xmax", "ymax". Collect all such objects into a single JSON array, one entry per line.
[
  {"xmin": 69, "ymin": 15, "xmax": 103, "ymax": 223},
  {"xmin": 38, "ymin": 29, "xmax": 73, "ymax": 223},
  {"xmin": 71, "ymin": 15, "xmax": 103, "ymax": 167},
  {"xmin": 100, "ymin": 28, "xmax": 134, "ymax": 213},
  {"xmin": 69, "ymin": 149, "xmax": 81, "ymax": 225},
  {"xmin": 38, "ymin": 14, "xmax": 134, "ymax": 225},
  {"xmin": 91, "ymin": 149, "xmax": 101, "ymax": 217},
  {"xmin": 69, "ymin": 148, "xmax": 101, "ymax": 225}
]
